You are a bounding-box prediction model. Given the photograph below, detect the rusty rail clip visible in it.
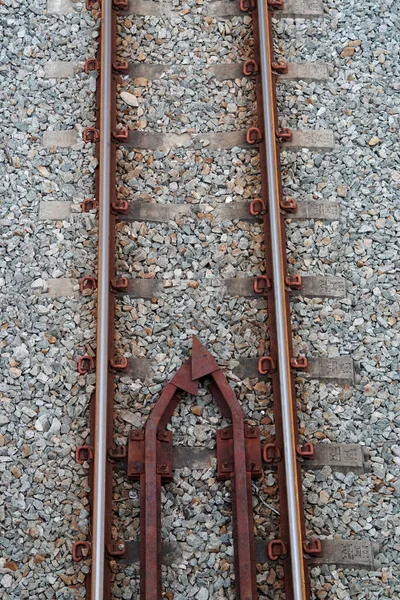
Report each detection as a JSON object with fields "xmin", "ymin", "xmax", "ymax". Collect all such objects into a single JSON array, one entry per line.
[
  {"xmin": 254, "ymin": 275, "xmax": 272, "ymax": 294},
  {"xmin": 263, "ymin": 443, "xmax": 282, "ymax": 464},
  {"xmin": 297, "ymin": 442, "xmax": 315, "ymax": 458},
  {"xmin": 249, "ymin": 197, "xmax": 267, "ymax": 216},
  {"xmin": 75, "ymin": 445, "xmax": 94, "ymax": 464},
  {"xmin": 280, "ymin": 196, "xmax": 298, "ymax": 213},
  {"xmin": 109, "ymin": 356, "xmax": 128, "ymax": 371},
  {"xmin": 72, "ymin": 541, "xmax": 91, "ymax": 562},
  {"xmin": 81, "ymin": 198, "xmax": 98, "ymax": 212},
  {"xmin": 267, "ymin": 0, "xmax": 284, "ymax": 9},
  {"xmin": 246, "ymin": 127, "xmax": 263, "ymax": 145},
  {"xmin": 239, "ymin": 0, "xmax": 256, "ymax": 11},
  {"xmin": 128, "ymin": 337, "xmax": 260, "ymax": 599},
  {"xmin": 112, "ymin": 127, "xmax": 129, "ymax": 143},
  {"xmin": 84, "ymin": 58, "xmax": 100, "ymax": 73},
  {"xmin": 276, "ymin": 127, "xmax": 292, "ymax": 142},
  {"xmin": 77, "ymin": 355, "xmax": 95, "ymax": 375},
  {"xmin": 258, "ymin": 355, "xmax": 277, "ymax": 375},
  {"xmin": 243, "ymin": 59, "xmax": 260, "ymax": 76},
  {"xmin": 268, "ymin": 539, "xmax": 288, "ymax": 560},
  {"xmin": 272, "ymin": 60, "xmax": 288, "ymax": 74},
  {"xmin": 83, "ymin": 127, "xmax": 100, "ymax": 143},
  {"xmin": 285, "ymin": 274, "xmax": 302, "ymax": 290},
  {"xmin": 113, "ymin": 60, "xmax": 129, "ymax": 74},
  {"xmin": 290, "ymin": 356, "xmax": 308, "ymax": 371},
  {"xmin": 111, "ymin": 199, "xmax": 129, "ymax": 214},
  {"xmin": 113, "ymin": 0, "xmax": 129, "ymax": 8},
  {"xmin": 303, "ymin": 539, "xmax": 322, "ymax": 556},
  {"xmin": 79, "ymin": 276, "xmax": 97, "ymax": 294},
  {"xmin": 110, "ymin": 277, "xmax": 129, "ymax": 291}
]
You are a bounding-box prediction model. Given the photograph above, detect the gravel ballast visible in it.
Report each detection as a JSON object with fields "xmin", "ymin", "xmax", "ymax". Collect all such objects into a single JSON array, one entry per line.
[{"xmin": 0, "ymin": 0, "xmax": 399, "ymax": 598}]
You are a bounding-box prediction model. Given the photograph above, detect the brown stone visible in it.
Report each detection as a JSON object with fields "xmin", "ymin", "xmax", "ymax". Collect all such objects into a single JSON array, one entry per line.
[
  {"xmin": 341, "ymin": 47, "xmax": 355, "ymax": 58},
  {"xmin": 134, "ymin": 77, "xmax": 148, "ymax": 87},
  {"xmin": 10, "ymin": 466, "xmax": 21, "ymax": 479},
  {"xmin": 220, "ymin": 559, "xmax": 230, "ymax": 572},
  {"xmin": 21, "ymin": 444, "xmax": 32, "ymax": 458}
]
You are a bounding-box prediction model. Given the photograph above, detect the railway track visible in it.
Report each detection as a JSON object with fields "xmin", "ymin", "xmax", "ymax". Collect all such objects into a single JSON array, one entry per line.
[
  {"xmin": 7, "ymin": 0, "xmax": 393, "ymax": 598},
  {"xmin": 68, "ymin": 0, "xmax": 380, "ymax": 598}
]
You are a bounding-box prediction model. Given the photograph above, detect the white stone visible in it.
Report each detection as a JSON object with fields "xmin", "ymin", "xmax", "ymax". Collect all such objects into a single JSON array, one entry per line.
[
  {"xmin": 13, "ymin": 345, "xmax": 29, "ymax": 362},
  {"xmin": 1, "ymin": 575, "xmax": 12, "ymax": 589},
  {"xmin": 120, "ymin": 91, "xmax": 139, "ymax": 107}
]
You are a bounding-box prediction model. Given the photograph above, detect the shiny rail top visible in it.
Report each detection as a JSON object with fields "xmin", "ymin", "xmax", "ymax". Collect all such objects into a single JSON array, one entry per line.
[
  {"xmin": 91, "ymin": 1, "xmax": 113, "ymax": 598},
  {"xmin": 257, "ymin": 0, "xmax": 307, "ymax": 598}
]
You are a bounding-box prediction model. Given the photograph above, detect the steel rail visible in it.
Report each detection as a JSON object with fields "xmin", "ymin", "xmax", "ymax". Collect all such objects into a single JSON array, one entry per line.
[
  {"xmin": 256, "ymin": 1, "xmax": 307, "ymax": 599},
  {"xmin": 91, "ymin": 1, "xmax": 113, "ymax": 598}
]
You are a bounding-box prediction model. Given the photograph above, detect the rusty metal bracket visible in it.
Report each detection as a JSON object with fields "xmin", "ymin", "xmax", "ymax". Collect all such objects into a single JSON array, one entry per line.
[
  {"xmin": 84, "ymin": 58, "xmax": 100, "ymax": 74},
  {"xmin": 290, "ymin": 356, "xmax": 308, "ymax": 371},
  {"xmin": 112, "ymin": 127, "xmax": 129, "ymax": 143},
  {"xmin": 243, "ymin": 59, "xmax": 260, "ymax": 76},
  {"xmin": 267, "ymin": 0, "xmax": 284, "ymax": 9},
  {"xmin": 128, "ymin": 429, "xmax": 173, "ymax": 482},
  {"xmin": 285, "ymin": 275, "xmax": 302, "ymax": 290},
  {"xmin": 107, "ymin": 446, "xmax": 127, "ymax": 462},
  {"xmin": 280, "ymin": 197, "xmax": 298, "ymax": 213},
  {"xmin": 72, "ymin": 540, "xmax": 91, "ymax": 562},
  {"xmin": 112, "ymin": 60, "xmax": 129, "ymax": 74},
  {"xmin": 109, "ymin": 356, "xmax": 128, "ymax": 371},
  {"xmin": 106, "ymin": 541, "xmax": 127, "ymax": 557},
  {"xmin": 254, "ymin": 275, "xmax": 272, "ymax": 294},
  {"xmin": 246, "ymin": 126, "xmax": 263, "ymax": 145},
  {"xmin": 81, "ymin": 198, "xmax": 98, "ymax": 213},
  {"xmin": 263, "ymin": 443, "xmax": 282, "ymax": 464},
  {"xmin": 110, "ymin": 277, "xmax": 129, "ymax": 291},
  {"xmin": 83, "ymin": 127, "xmax": 100, "ymax": 143},
  {"xmin": 111, "ymin": 199, "xmax": 129, "ymax": 214},
  {"xmin": 276, "ymin": 127, "xmax": 293, "ymax": 142},
  {"xmin": 80, "ymin": 276, "xmax": 97, "ymax": 294},
  {"xmin": 268, "ymin": 539, "xmax": 288, "ymax": 560},
  {"xmin": 217, "ymin": 424, "xmax": 262, "ymax": 480},
  {"xmin": 75, "ymin": 445, "xmax": 94, "ymax": 465},
  {"xmin": 303, "ymin": 539, "xmax": 322, "ymax": 556},
  {"xmin": 249, "ymin": 197, "xmax": 267, "ymax": 216},
  {"xmin": 77, "ymin": 355, "xmax": 95, "ymax": 375},
  {"xmin": 112, "ymin": 0, "xmax": 129, "ymax": 9},
  {"xmin": 272, "ymin": 60, "xmax": 288, "ymax": 74},
  {"xmin": 258, "ymin": 355, "xmax": 277, "ymax": 375},
  {"xmin": 297, "ymin": 443, "xmax": 315, "ymax": 459},
  {"xmin": 240, "ymin": 0, "xmax": 256, "ymax": 12},
  {"xmin": 129, "ymin": 337, "xmax": 259, "ymax": 599}
]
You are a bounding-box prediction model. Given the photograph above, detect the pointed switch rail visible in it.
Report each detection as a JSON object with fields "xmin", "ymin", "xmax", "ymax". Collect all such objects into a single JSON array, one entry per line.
[{"xmin": 128, "ymin": 337, "xmax": 261, "ymax": 599}]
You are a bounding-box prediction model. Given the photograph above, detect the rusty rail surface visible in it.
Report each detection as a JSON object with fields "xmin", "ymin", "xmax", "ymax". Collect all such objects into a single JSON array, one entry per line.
[{"xmin": 73, "ymin": 0, "xmax": 319, "ymax": 598}]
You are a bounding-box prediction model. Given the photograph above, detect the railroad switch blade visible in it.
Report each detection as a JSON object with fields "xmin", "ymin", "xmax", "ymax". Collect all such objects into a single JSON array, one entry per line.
[{"xmin": 132, "ymin": 339, "xmax": 259, "ymax": 599}]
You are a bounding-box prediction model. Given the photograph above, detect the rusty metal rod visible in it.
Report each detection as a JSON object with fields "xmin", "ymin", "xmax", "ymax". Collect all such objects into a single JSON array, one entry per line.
[
  {"xmin": 256, "ymin": 2, "xmax": 307, "ymax": 599},
  {"xmin": 211, "ymin": 369, "xmax": 256, "ymax": 599},
  {"xmin": 142, "ymin": 383, "xmax": 177, "ymax": 599},
  {"xmin": 91, "ymin": 1, "xmax": 113, "ymax": 598}
]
